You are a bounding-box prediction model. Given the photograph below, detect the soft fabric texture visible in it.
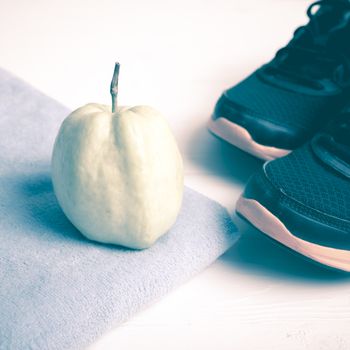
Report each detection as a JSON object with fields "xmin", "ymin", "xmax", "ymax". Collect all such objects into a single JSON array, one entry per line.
[{"xmin": 0, "ymin": 68, "xmax": 239, "ymax": 350}]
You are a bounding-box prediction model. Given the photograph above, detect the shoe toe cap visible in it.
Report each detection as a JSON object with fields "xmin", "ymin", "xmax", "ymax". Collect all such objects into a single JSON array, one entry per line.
[{"xmin": 213, "ymin": 93, "xmax": 311, "ymax": 150}]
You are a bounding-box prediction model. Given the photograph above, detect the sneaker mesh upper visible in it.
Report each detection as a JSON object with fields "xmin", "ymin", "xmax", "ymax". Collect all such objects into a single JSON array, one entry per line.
[
  {"xmin": 225, "ymin": 72, "xmax": 340, "ymax": 130},
  {"xmin": 265, "ymin": 144, "xmax": 350, "ymax": 220}
]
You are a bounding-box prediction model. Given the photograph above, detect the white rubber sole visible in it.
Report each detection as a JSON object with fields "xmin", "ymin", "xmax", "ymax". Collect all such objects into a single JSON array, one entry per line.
[
  {"xmin": 208, "ymin": 117, "xmax": 291, "ymax": 161},
  {"xmin": 236, "ymin": 197, "xmax": 350, "ymax": 272}
]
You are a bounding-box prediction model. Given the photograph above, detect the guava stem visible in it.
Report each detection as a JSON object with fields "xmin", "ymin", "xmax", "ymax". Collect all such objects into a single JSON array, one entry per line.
[{"xmin": 110, "ymin": 62, "xmax": 120, "ymax": 113}]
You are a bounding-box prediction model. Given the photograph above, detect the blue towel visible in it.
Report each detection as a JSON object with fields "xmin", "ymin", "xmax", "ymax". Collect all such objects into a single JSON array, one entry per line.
[{"xmin": 0, "ymin": 68, "xmax": 239, "ymax": 350}]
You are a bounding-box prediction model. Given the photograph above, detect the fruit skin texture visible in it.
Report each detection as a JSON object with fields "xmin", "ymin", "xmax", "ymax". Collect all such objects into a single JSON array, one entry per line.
[{"xmin": 51, "ymin": 103, "xmax": 184, "ymax": 249}]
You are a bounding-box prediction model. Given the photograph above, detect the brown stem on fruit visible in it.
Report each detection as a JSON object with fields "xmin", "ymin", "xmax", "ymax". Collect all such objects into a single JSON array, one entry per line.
[{"xmin": 110, "ymin": 62, "xmax": 120, "ymax": 113}]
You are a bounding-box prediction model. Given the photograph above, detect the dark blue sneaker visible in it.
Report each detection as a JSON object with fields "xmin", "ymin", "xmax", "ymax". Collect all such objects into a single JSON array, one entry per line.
[
  {"xmin": 236, "ymin": 106, "xmax": 350, "ymax": 272},
  {"xmin": 209, "ymin": 0, "xmax": 350, "ymax": 160}
]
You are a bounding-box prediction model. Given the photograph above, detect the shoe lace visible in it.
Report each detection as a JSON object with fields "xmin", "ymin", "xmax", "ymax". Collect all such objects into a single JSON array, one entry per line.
[{"xmin": 267, "ymin": 0, "xmax": 350, "ymax": 90}]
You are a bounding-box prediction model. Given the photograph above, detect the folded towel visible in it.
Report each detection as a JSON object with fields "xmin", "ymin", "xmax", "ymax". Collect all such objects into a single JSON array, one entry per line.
[{"xmin": 0, "ymin": 68, "xmax": 239, "ymax": 350}]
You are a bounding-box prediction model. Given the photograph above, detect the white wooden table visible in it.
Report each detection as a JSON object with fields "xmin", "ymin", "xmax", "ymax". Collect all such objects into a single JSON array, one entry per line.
[{"xmin": 2, "ymin": 0, "xmax": 350, "ymax": 348}]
